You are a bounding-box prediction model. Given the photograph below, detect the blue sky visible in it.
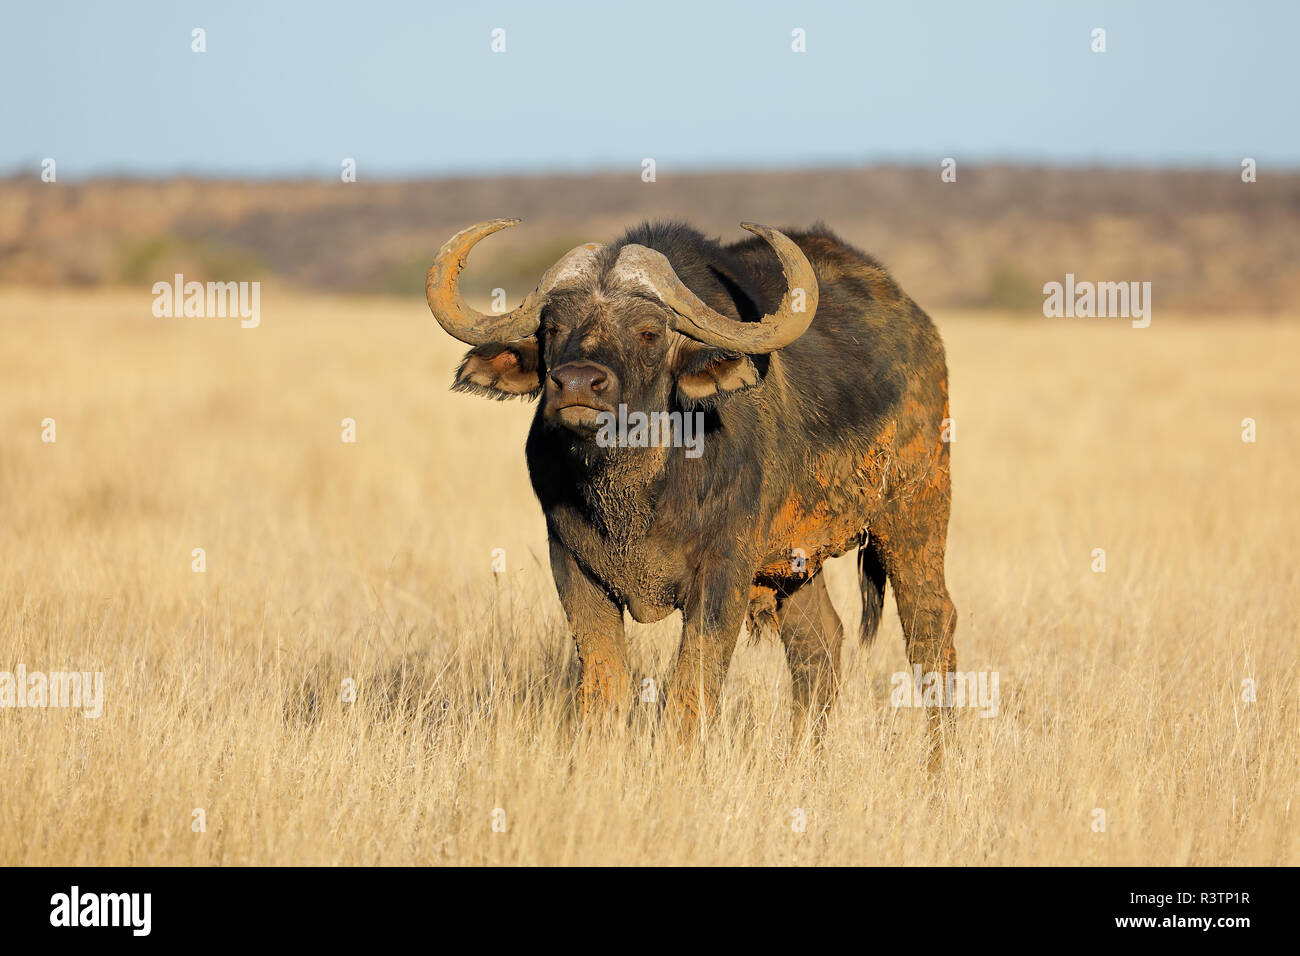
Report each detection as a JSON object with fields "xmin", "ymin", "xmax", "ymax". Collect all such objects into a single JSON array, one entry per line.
[{"xmin": 3, "ymin": 0, "xmax": 1297, "ymax": 178}]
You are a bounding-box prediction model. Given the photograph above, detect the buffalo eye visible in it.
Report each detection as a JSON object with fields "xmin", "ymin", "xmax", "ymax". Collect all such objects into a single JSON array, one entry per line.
[{"xmin": 638, "ymin": 330, "xmax": 659, "ymax": 346}]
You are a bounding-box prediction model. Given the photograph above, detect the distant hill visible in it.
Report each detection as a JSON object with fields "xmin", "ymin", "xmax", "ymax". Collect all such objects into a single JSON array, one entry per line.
[{"xmin": 2, "ymin": 165, "xmax": 1297, "ymax": 313}]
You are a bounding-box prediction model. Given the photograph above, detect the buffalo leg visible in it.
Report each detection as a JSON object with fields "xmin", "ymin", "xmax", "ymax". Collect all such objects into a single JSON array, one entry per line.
[
  {"xmin": 874, "ymin": 485, "xmax": 957, "ymax": 767},
  {"xmin": 663, "ymin": 570, "xmax": 749, "ymax": 742},
  {"xmin": 777, "ymin": 573, "xmax": 844, "ymax": 741},
  {"xmin": 548, "ymin": 537, "xmax": 631, "ymax": 721}
]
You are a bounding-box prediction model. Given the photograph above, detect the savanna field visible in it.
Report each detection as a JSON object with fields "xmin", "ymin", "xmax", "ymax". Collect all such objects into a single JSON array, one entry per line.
[{"xmin": 1, "ymin": 285, "xmax": 1296, "ymax": 865}]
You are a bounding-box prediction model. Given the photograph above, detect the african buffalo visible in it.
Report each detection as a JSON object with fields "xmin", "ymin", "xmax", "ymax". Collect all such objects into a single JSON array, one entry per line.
[{"xmin": 426, "ymin": 219, "xmax": 957, "ymax": 754}]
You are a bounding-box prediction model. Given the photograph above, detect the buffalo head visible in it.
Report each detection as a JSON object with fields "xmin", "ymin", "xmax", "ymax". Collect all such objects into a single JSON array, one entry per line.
[{"xmin": 425, "ymin": 219, "xmax": 819, "ymax": 437}]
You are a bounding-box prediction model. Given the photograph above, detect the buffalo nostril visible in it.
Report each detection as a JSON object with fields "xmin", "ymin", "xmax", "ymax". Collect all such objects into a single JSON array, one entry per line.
[{"xmin": 551, "ymin": 363, "xmax": 610, "ymax": 395}]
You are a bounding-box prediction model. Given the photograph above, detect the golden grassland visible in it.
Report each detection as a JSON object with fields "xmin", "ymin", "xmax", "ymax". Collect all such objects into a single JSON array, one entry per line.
[{"xmin": 0, "ymin": 285, "xmax": 1296, "ymax": 865}]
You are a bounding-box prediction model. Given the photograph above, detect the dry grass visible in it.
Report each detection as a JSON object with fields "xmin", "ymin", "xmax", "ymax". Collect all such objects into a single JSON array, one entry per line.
[{"xmin": 0, "ymin": 286, "xmax": 1296, "ymax": 865}]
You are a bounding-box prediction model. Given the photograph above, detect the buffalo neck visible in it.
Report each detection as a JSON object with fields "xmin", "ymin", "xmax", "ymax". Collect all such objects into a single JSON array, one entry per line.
[{"xmin": 526, "ymin": 416, "xmax": 675, "ymax": 545}]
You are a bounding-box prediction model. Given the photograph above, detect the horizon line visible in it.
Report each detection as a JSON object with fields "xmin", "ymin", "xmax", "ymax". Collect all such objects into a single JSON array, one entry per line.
[{"xmin": 5, "ymin": 156, "xmax": 1299, "ymax": 184}]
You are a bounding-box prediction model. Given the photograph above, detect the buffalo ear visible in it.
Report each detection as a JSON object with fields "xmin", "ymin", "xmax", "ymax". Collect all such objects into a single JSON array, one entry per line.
[
  {"xmin": 452, "ymin": 339, "xmax": 542, "ymax": 399},
  {"xmin": 674, "ymin": 347, "xmax": 766, "ymax": 409}
]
